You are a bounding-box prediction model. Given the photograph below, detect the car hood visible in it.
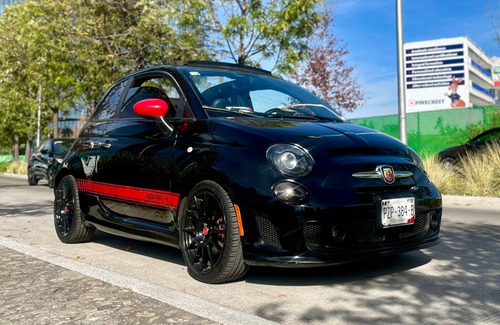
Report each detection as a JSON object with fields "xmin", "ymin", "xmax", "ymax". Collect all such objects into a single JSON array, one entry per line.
[
  {"xmin": 437, "ymin": 144, "xmax": 466, "ymax": 158},
  {"xmin": 209, "ymin": 118, "xmax": 409, "ymax": 157}
]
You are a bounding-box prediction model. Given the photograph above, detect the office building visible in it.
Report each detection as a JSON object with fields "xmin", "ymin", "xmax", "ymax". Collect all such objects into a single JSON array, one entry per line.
[{"xmin": 404, "ymin": 37, "xmax": 495, "ymax": 113}]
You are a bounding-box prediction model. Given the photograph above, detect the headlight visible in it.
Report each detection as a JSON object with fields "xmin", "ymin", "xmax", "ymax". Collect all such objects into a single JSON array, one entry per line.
[
  {"xmin": 272, "ymin": 180, "xmax": 310, "ymax": 204},
  {"xmin": 266, "ymin": 143, "xmax": 314, "ymax": 177},
  {"xmin": 408, "ymin": 147, "xmax": 424, "ymax": 170}
]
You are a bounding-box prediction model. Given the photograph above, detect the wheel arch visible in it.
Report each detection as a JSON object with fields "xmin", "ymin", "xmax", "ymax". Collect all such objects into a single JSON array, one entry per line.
[{"xmin": 174, "ymin": 167, "xmax": 239, "ymax": 222}]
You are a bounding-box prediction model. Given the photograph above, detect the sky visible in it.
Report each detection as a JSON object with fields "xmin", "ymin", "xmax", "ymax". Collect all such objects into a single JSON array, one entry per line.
[{"xmin": 332, "ymin": 0, "xmax": 500, "ymax": 119}]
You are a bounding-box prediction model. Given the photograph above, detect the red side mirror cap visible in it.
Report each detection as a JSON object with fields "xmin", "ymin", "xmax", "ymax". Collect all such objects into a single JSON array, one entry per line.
[{"xmin": 133, "ymin": 98, "xmax": 169, "ymax": 117}]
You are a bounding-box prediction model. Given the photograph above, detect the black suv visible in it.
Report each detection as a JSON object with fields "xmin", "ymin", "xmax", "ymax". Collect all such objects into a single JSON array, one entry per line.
[
  {"xmin": 28, "ymin": 138, "xmax": 74, "ymax": 188},
  {"xmin": 54, "ymin": 62, "xmax": 442, "ymax": 283}
]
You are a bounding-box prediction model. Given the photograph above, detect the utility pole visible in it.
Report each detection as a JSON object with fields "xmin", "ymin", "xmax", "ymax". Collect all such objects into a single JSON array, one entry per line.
[
  {"xmin": 396, "ymin": 0, "xmax": 407, "ymax": 144},
  {"xmin": 36, "ymin": 82, "xmax": 41, "ymax": 148}
]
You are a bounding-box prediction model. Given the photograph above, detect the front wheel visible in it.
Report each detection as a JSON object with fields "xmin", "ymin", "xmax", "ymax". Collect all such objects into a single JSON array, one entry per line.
[
  {"xmin": 54, "ymin": 175, "xmax": 95, "ymax": 243},
  {"xmin": 442, "ymin": 157, "xmax": 456, "ymax": 170},
  {"xmin": 28, "ymin": 167, "xmax": 38, "ymax": 186},
  {"xmin": 179, "ymin": 180, "xmax": 249, "ymax": 283}
]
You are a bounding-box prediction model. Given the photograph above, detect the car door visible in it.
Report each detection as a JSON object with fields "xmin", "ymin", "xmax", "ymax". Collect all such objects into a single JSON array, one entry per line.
[
  {"xmin": 31, "ymin": 140, "xmax": 52, "ymax": 178},
  {"xmin": 93, "ymin": 72, "xmax": 186, "ymax": 230},
  {"xmin": 72, "ymin": 79, "xmax": 128, "ymax": 181}
]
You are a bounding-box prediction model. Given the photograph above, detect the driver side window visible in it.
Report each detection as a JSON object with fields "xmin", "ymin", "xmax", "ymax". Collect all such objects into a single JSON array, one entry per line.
[{"xmin": 120, "ymin": 76, "xmax": 181, "ymax": 119}]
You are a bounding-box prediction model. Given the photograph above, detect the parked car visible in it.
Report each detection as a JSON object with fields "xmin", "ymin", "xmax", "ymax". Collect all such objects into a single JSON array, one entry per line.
[
  {"xmin": 437, "ymin": 127, "xmax": 500, "ymax": 169},
  {"xmin": 28, "ymin": 138, "xmax": 74, "ymax": 187},
  {"xmin": 53, "ymin": 62, "xmax": 442, "ymax": 283}
]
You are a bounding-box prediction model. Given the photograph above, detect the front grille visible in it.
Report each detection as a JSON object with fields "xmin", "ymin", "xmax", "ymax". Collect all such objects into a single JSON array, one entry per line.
[
  {"xmin": 350, "ymin": 213, "xmax": 428, "ymax": 244},
  {"xmin": 303, "ymin": 223, "xmax": 322, "ymax": 246},
  {"xmin": 304, "ymin": 213, "xmax": 430, "ymax": 248},
  {"xmin": 255, "ymin": 215, "xmax": 282, "ymax": 249}
]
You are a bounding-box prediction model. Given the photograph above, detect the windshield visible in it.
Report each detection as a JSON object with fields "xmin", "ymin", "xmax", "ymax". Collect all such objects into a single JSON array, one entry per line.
[
  {"xmin": 53, "ymin": 140, "xmax": 73, "ymax": 156},
  {"xmin": 181, "ymin": 68, "xmax": 345, "ymax": 122}
]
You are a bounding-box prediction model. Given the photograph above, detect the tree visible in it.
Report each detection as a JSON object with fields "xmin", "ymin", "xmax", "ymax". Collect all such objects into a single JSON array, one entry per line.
[
  {"xmin": 0, "ymin": 2, "xmax": 53, "ymax": 160},
  {"xmin": 64, "ymin": 0, "xmax": 211, "ymax": 117},
  {"xmin": 292, "ymin": 8, "xmax": 364, "ymax": 115},
  {"xmin": 0, "ymin": 0, "xmax": 212, "ymax": 155},
  {"xmin": 204, "ymin": 0, "xmax": 322, "ymax": 74}
]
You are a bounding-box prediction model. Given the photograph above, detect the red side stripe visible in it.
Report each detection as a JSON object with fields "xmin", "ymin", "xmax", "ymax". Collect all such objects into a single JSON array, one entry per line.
[{"xmin": 77, "ymin": 179, "xmax": 180, "ymax": 209}]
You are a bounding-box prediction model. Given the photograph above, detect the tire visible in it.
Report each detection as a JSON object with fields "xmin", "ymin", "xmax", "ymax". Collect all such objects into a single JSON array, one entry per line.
[
  {"xmin": 28, "ymin": 167, "xmax": 38, "ymax": 186},
  {"xmin": 442, "ymin": 157, "xmax": 456, "ymax": 170},
  {"xmin": 179, "ymin": 180, "xmax": 249, "ymax": 283},
  {"xmin": 54, "ymin": 175, "xmax": 95, "ymax": 243},
  {"xmin": 47, "ymin": 168, "xmax": 55, "ymax": 188}
]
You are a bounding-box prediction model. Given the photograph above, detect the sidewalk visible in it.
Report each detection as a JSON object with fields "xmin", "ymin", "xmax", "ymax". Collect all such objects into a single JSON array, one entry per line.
[
  {"xmin": 0, "ymin": 244, "xmax": 218, "ymax": 325},
  {"xmin": 0, "ymin": 238, "xmax": 276, "ymax": 325}
]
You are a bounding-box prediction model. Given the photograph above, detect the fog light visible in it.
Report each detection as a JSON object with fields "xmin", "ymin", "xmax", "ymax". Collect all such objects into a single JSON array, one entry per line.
[
  {"xmin": 272, "ymin": 181, "xmax": 309, "ymax": 204},
  {"xmin": 429, "ymin": 212, "xmax": 439, "ymax": 230},
  {"xmin": 331, "ymin": 225, "xmax": 346, "ymax": 242}
]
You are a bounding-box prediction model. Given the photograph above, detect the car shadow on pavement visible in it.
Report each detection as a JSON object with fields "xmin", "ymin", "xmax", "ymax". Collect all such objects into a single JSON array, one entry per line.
[
  {"xmin": 91, "ymin": 230, "xmax": 185, "ymax": 266},
  {"xmin": 0, "ymin": 200, "xmax": 54, "ymax": 217},
  {"xmin": 250, "ymin": 221, "xmax": 500, "ymax": 324}
]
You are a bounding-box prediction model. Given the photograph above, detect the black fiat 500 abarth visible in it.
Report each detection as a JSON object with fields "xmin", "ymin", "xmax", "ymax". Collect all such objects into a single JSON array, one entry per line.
[{"xmin": 54, "ymin": 62, "xmax": 441, "ymax": 283}]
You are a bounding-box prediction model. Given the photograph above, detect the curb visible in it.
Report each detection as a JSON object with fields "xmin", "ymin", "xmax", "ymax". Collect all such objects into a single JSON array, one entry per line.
[
  {"xmin": 1, "ymin": 173, "xmax": 27, "ymax": 179},
  {"xmin": 442, "ymin": 194, "xmax": 500, "ymax": 208}
]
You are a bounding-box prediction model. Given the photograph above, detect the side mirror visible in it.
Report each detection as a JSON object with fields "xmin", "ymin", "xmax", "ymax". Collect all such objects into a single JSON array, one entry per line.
[
  {"xmin": 133, "ymin": 98, "xmax": 173, "ymax": 135},
  {"xmin": 133, "ymin": 98, "xmax": 169, "ymax": 117}
]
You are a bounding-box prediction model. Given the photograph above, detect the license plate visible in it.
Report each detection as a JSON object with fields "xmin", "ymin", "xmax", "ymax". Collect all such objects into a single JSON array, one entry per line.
[{"xmin": 380, "ymin": 197, "xmax": 415, "ymax": 227}]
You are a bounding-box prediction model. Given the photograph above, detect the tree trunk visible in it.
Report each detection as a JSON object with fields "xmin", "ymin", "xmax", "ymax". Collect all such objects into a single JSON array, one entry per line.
[
  {"xmin": 25, "ymin": 138, "xmax": 32, "ymax": 165},
  {"xmin": 53, "ymin": 110, "xmax": 59, "ymax": 138},
  {"xmin": 12, "ymin": 135, "xmax": 19, "ymax": 162}
]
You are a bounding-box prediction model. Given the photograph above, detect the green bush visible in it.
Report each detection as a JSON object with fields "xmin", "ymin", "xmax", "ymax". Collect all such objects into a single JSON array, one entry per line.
[{"xmin": 0, "ymin": 162, "xmax": 9, "ymax": 174}]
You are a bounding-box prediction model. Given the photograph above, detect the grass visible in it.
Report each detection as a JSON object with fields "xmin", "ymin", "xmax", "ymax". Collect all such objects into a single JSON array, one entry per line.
[
  {"xmin": 2, "ymin": 162, "xmax": 28, "ymax": 175},
  {"xmin": 424, "ymin": 142, "xmax": 500, "ymax": 198},
  {"xmin": 0, "ymin": 162, "xmax": 9, "ymax": 174}
]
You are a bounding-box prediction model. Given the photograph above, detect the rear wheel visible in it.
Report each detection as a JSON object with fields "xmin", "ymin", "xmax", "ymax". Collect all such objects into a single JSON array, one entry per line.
[
  {"xmin": 179, "ymin": 180, "xmax": 249, "ymax": 283},
  {"xmin": 54, "ymin": 175, "xmax": 95, "ymax": 243},
  {"xmin": 48, "ymin": 168, "xmax": 56, "ymax": 188}
]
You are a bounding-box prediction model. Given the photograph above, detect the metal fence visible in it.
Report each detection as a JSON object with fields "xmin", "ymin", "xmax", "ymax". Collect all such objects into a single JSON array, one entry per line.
[{"xmin": 349, "ymin": 106, "xmax": 500, "ymax": 158}]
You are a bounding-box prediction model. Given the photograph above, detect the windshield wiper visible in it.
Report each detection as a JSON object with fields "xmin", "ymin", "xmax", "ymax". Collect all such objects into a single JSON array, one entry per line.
[
  {"xmin": 316, "ymin": 116, "xmax": 345, "ymax": 123},
  {"xmin": 203, "ymin": 105, "xmax": 258, "ymax": 118},
  {"xmin": 265, "ymin": 113, "xmax": 319, "ymax": 121}
]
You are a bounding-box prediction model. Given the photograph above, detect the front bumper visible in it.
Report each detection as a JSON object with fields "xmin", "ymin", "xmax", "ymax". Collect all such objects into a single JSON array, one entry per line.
[
  {"xmin": 244, "ymin": 235, "xmax": 441, "ymax": 267},
  {"xmin": 239, "ymin": 197, "xmax": 442, "ymax": 267}
]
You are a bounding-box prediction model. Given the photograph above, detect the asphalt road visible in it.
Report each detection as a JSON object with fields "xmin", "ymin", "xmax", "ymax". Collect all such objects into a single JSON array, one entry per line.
[{"xmin": 1, "ymin": 174, "xmax": 499, "ymax": 324}]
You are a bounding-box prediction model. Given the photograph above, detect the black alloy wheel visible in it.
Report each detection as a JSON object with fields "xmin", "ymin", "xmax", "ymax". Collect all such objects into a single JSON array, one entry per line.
[
  {"xmin": 54, "ymin": 175, "xmax": 94, "ymax": 243},
  {"xmin": 179, "ymin": 180, "xmax": 249, "ymax": 283}
]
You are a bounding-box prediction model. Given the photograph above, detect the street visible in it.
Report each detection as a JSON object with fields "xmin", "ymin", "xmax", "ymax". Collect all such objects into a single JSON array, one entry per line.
[{"xmin": 1, "ymin": 174, "xmax": 499, "ymax": 324}]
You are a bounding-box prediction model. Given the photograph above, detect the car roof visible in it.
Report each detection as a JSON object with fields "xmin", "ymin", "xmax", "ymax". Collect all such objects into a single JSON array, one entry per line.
[
  {"xmin": 183, "ymin": 61, "xmax": 273, "ymax": 76},
  {"xmin": 119, "ymin": 61, "xmax": 273, "ymax": 82}
]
